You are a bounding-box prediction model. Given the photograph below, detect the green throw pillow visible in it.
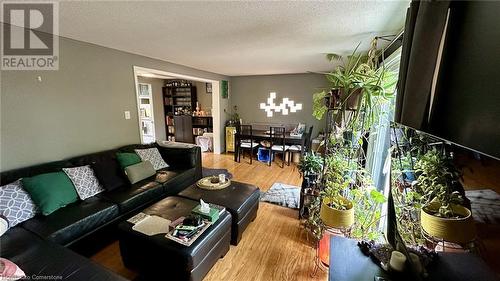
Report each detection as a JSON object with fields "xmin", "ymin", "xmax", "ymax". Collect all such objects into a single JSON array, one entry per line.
[
  {"xmin": 22, "ymin": 172, "xmax": 78, "ymax": 216},
  {"xmin": 116, "ymin": 152, "xmax": 141, "ymax": 169}
]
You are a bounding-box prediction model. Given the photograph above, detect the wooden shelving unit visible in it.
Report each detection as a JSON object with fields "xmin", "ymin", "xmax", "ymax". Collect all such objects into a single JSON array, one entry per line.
[
  {"xmin": 162, "ymin": 83, "xmax": 197, "ymax": 142},
  {"xmin": 192, "ymin": 116, "xmax": 213, "ymax": 138}
]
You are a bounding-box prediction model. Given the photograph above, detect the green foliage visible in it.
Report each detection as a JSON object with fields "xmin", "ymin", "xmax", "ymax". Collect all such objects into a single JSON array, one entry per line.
[
  {"xmin": 312, "ymin": 90, "xmax": 328, "ymax": 120},
  {"xmin": 321, "ymin": 43, "xmax": 397, "ymax": 130},
  {"xmin": 322, "ymin": 181, "xmax": 351, "ymax": 210},
  {"xmin": 298, "ymin": 152, "xmax": 324, "ymax": 175},
  {"xmin": 350, "ymin": 173, "xmax": 387, "ymax": 240},
  {"xmin": 305, "ymin": 196, "xmax": 325, "ymax": 241},
  {"xmin": 305, "ymin": 39, "xmax": 393, "ymax": 243},
  {"xmin": 414, "ymin": 149, "xmax": 464, "ymax": 218},
  {"xmin": 391, "ymin": 173, "xmax": 424, "ymax": 245},
  {"xmin": 323, "ymin": 154, "xmax": 349, "ymax": 184}
]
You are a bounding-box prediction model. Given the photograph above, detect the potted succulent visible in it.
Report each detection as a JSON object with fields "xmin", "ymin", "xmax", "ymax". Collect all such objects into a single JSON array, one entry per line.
[{"xmin": 415, "ymin": 150, "xmax": 475, "ymax": 243}]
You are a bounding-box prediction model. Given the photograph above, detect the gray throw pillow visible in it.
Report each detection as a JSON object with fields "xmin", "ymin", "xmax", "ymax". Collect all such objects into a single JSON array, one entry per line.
[
  {"xmin": 124, "ymin": 161, "xmax": 156, "ymax": 184},
  {"xmin": 63, "ymin": 165, "xmax": 104, "ymax": 200},
  {"xmin": 0, "ymin": 180, "xmax": 38, "ymax": 228},
  {"xmin": 134, "ymin": 148, "xmax": 169, "ymax": 170}
]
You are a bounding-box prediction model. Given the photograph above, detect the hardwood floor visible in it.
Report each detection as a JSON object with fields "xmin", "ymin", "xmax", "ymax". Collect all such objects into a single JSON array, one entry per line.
[{"xmin": 91, "ymin": 153, "xmax": 327, "ymax": 281}]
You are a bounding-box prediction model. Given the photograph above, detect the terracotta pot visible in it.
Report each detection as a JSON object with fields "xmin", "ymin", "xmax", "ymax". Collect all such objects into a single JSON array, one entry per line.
[
  {"xmin": 320, "ymin": 196, "xmax": 354, "ymax": 228},
  {"xmin": 420, "ymin": 202, "xmax": 475, "ymax": 244}
]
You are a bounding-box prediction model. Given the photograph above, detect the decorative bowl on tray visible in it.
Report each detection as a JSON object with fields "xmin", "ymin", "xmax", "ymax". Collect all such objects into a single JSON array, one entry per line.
[{"xmin": 196, "ymin": 176, "xmax": 231, "ymax": 190}]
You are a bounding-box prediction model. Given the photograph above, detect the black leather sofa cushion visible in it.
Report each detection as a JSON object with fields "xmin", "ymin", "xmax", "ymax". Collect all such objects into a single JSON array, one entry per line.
[
  {"xmin": 178, "ymin": 181, "xmax": 260, "ymax": 245},
  {"xmin": 118, "ymin": 196, "xmax": 231, "ymax": 281},
  {"xmin": 0, "ymin": 227, "xmax": 126, "ymax": 281},
  {"xmin": 67, "ymin": 149, "xmax": 126, "ymax": 192},
  {"xmin": 119, "ymin": 142, "xmax": 202, "ymax": 173},
  {"xmin": 21, "ymin": 196, "xmax": 120, "ymax": 246},
  {"xmin": 97, "ymin": 176, "xmax": 164, "ymax": 213},
  {"xmin": 162, "ymin": 167, "xmax": 198, "ymax": 195}
]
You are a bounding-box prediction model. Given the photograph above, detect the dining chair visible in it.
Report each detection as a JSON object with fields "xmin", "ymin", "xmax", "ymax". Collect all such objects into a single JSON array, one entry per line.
[
  {"xmin": 288, "ymin": 126, "xmax": 314, "ymax": 165},
  {"xmin": 236, "ymin": 124, "xmax": 259, "ymax": 164},
  {"xmin": 269, "ymin": 126, "xmax": 289, "ymax": 168}
]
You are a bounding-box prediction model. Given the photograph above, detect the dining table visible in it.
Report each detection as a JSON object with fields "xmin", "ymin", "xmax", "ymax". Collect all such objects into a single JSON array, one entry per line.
[{"xmin": 233, "ymin": 129, "xmax": 306, "ymax": 162}]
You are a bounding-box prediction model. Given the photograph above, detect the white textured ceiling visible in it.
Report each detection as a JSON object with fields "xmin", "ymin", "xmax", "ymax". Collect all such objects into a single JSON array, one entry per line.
[{"xmin": 58, "ymin": 1, "xmax": 409, "ymax": 76}]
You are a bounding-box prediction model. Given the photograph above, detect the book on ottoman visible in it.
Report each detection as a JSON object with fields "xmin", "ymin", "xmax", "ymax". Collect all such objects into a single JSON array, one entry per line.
[{"xmin": 165, "ymin": 221, "xmax": 211, "ymax": 247}]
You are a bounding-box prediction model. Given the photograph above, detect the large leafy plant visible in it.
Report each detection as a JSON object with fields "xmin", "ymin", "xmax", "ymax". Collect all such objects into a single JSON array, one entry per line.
[
  {"xmin": 298, "ymin": 152, "xmax": 324, "ymax": 176},
  {"xmin": 312, "ymin": 41, "xmax": 397, "ymax": 127}
]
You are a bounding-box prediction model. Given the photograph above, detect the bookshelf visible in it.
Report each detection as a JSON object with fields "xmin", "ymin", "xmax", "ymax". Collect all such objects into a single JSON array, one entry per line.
[{"xmin": 162, "ymin": 82, "xmax": 197, "ymax": 142}]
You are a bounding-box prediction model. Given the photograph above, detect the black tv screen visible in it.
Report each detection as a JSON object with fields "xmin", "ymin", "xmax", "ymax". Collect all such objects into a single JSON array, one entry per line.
[{"xmin": 396, "ymin": 1, "xmax": 500, "ymax": 160}]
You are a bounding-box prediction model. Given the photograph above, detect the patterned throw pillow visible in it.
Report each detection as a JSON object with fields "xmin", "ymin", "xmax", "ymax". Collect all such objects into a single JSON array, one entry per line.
[
  {"xmin": 62, "ymin": 166, "xmax": 104, "ymax": 200},
  {"xmin": 134, "ymin": 148, "xmax": 169, "ymax": 170},
  {"xmin": 0, "ymin": 180, "xmax": 38, "ymax": 228}
]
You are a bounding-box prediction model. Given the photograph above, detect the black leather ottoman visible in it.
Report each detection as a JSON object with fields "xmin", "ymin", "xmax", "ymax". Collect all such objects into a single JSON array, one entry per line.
[
  {"xmin": 118, "ymin": 196, "xmax": 231, "ymax": 281},
  {"xmin": 178, "ymin": 180, "xmax": 260, "ymax": 245}
]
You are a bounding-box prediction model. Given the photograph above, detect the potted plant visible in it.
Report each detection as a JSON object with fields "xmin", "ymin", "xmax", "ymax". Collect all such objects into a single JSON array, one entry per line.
[
  {"xmin": 319, "ymin": 153, "xmax": 355, "ymax": 228},
  {"xmin": 312, "ymin": 42, "xmax": 397, "ymax": 123},
  {"xmin": 320, "ymin": 180, "xmax": 354, "ymax": 228},
  {"xmin": 224, "ymin": 105, "xmax": 240, "ymax": 126},
  {"xmin": 415, "ymin": 150, "xmax": 475, "ymax": 243},
  {"xmin": 298, "ymin": 152, "xmax": 323, "ymax": 183}
]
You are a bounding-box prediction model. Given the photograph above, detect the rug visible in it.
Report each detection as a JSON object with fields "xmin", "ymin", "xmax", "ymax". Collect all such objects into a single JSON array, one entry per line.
[
  {"xmin": 260, "ymin": 182, "xmax": 301, "ymax": 209},
  {"xmin": 202, "ymin": 168, "xmax": 233, "ymax": 179},
  {"xmin": 465, "ymin": 189, "xmax": 500, "ymax": 224}
]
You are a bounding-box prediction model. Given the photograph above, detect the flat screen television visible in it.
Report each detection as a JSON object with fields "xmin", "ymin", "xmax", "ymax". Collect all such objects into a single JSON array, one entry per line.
[{"xmin": 396, "ymin": 1, "xmax": 500, "ymax": 160}]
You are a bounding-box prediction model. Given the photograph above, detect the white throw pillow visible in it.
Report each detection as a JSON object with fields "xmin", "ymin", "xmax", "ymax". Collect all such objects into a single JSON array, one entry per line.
[
  {"xmin": 134, "ymin": 148, "xmax": 169, "ymax": 170},
  {"xmin": 63, "ymin": 166, "xmax": 104, "ymax": 200}
]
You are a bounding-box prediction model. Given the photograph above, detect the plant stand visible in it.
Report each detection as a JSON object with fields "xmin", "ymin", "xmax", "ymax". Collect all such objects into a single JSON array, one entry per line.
[
  {"xmin": 421, "ymin": 227, "xmax": 479, "ymax": 254},
  {"xmin": 310, "ymin": 227, "xmax": 351, "ymax": 278},
  {"xmin": 299, "ymin": 175, "xmax": 320, "ymax": 219}
]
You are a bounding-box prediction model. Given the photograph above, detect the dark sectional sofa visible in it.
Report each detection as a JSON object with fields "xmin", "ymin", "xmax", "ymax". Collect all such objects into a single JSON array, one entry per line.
[{"xmin": 0, "ymin": 142, "xmax": 202, "ymax": 280}]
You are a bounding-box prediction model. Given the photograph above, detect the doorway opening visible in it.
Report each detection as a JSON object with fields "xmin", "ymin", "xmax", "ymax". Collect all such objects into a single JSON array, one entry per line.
[{"xmin": 133, "ymin": 66, "xmax": 224, "ymax": 154}]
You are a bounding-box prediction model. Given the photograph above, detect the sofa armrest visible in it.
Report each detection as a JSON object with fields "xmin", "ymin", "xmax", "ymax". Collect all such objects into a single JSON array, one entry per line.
[{"xmin": 157, "ymin": 142, "xmax": 202, "ymax": 178}]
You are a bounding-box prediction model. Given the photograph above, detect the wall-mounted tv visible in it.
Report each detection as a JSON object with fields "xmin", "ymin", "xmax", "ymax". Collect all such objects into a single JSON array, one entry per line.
[{"xmin": 395, "ymin": 0, "xmax": 500, "ymax": 160}]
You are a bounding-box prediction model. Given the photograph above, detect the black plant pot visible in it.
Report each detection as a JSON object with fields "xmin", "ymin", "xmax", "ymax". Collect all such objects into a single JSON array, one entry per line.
[
  {"xmin": 340, "ymin": 88, "xmax": 362, "ymax": 110},
  {"xmin": 324, "ymin": 89, "xmax": 341, "ymax": 109},
  {"xmin": 343, "ymin": 130, "xmax": 354, "ymax": 145},
  {"xmin": 304, "ymin": 173, "xmax": 319, "ymax": 185}
]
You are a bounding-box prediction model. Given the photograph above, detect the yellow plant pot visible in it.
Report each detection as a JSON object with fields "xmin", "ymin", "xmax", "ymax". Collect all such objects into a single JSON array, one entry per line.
[
  {"xmin": 420, "ymin": 202, "xmax": 476, "ymax": 244},
  {"xmin": 320, "ymin": 196, "xmax": 354, "ymax": 228}
]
